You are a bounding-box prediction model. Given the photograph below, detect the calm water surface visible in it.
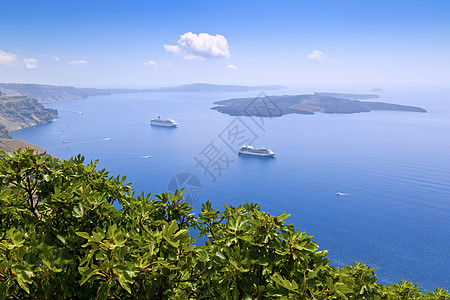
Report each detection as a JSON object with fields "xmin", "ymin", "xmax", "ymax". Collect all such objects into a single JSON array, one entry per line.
[{"xmin": 12, "ymin": 87, "xmax": 450, "ymax": 290}]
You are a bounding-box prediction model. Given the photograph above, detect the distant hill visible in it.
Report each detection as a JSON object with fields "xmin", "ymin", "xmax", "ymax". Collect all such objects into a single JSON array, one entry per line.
[
  {"xmin": 0, "ymin": 83, "xmax": 111, "ymax": 103},
  {"xmin": 212, "ymin": 93, "xmax": 426, "ymax": 116},
  {"xmin": 0, "ymin": 83, "xmax": 285, "ymax": 103},
  {"xmin": 138, "ymin": 83, "xmax": 286, "ymax": 93}
]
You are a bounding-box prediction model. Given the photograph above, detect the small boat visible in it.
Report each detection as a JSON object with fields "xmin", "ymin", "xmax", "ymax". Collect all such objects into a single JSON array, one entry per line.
[
  {"xmin": 238, "ymin": 145, "xmax": 276, "ymax": 157},
  {"xmin": 336, "ymin": 192, "xmax": 348, "ymax": 196},
  {"xmin": 150, "ymin": 116, "xmax": 178, "ymax": 127}
]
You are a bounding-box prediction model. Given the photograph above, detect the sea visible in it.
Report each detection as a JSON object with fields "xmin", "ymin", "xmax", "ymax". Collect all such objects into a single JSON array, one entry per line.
[{"xmin": 12, "ymin": 86, "xmax": 450, "ymax": 291}]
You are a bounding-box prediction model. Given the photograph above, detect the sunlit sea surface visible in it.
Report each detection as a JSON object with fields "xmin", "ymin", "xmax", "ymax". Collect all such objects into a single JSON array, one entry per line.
[{"xmin": 12, "ymin": 87, "xmax": 450, "ymax": 290}]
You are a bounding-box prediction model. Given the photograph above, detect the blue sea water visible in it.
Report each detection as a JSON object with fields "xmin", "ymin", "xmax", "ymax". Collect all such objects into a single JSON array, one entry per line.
[{"xmin": 12, "ymin": 87, "xmax": 450, "ymax": 291}]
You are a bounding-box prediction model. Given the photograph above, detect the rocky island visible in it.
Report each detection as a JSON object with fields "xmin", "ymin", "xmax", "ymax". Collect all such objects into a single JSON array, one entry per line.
[{"xmin": 211, "ymin": 92, "xmax": 426, "ymax": 116}]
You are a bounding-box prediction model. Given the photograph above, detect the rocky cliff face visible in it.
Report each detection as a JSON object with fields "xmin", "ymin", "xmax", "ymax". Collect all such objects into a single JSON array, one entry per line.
[
  {"xmin": 0, "ymin": 96, "xmax": 58, "ymax": 137},
  {"xmin": 0, "ymin": 124, "xmax": 11, "ymax": 139}
]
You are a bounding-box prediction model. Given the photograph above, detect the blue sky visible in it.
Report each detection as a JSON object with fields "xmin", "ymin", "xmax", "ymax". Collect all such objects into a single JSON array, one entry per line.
[{"xmin": 1, "ymin": 0, "xmax": 449, "ymax": 88}]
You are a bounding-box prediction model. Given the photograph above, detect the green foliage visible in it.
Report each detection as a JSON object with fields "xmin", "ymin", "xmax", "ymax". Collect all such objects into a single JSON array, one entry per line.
[{"xmin": 0, "ymin": 148, "xmax": 448, "ymax": 299}]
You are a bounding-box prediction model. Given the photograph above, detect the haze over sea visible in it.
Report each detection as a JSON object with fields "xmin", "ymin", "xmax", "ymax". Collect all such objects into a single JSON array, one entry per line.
[{"xmin": 12, "ymin": 86, "xmax": 450, "ymax": 290}]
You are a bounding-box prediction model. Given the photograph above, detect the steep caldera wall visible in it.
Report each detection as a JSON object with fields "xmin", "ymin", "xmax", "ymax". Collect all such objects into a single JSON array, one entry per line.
[{"xmin": 0, "ymin": 96, "xmax": 58, "ymax": 137}]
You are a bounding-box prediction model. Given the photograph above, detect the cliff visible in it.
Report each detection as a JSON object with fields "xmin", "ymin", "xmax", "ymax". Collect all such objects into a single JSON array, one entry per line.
[
  {"xmin": 0, "ymin": 96, "xmax": 58, "ymax": 136},
  {"xmin": 0, "ymin": 94, "xmax": 52, "ymax": 154}
]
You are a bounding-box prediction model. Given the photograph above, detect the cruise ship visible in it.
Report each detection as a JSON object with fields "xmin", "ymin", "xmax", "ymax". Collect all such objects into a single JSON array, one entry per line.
[
  {"xmin": 150, "ymin": 116, "xmax": 178, "ymax": 127},
  {"xmin": 238, "ymin": 145, "xmax": 276, "ymax": 157}
]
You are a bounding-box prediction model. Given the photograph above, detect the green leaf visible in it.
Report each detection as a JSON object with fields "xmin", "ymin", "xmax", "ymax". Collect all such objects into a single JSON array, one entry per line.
[
  {"xmin": 92, "ymin": 231, "xmax": 104, "ymax": 243},
  {"xmin": 57, "ymin": 234, "xmax": 66, "ymax": 245},
  {"xmin": 118, "ymin": 274, "xmax": 132, "ymax": 294},
  {"xmin": 73, "ymin": 203, "xmax": 84, "ymax": 218},
  {"xmin": 173, "ymin": 229, "xmax": 189, "ymax": 239},
  {"xmin": 107, "ymin": 224, "xmax": 117, "ymax": 239},
  {"xmin": 168, "ymin": 220, "xmax": 178, "ymax": 235},
  {"xmin": 76, "ymin": 232, "xmax": 90, "ymax": 239},
  {"xmin": 79, "ymin": 268, "xmax": 99, "ymax": 285},
  {"xmin": 326, "ymin": 276, "xmax": 334, "ymax": 290},
  {"xmin": 216, "ymin": 251, "xmax": 226, "ymax": 260},
  {"xmin": 96, "ymin": 282, "xmax": 109, "ymax": 300},
  {"xmin": 16, "ymin": 274, "xmax": 31, "ymax": 294},
  {"xmin": 276, "ymin": 213, "xmax": 291, "ymax": 222}
]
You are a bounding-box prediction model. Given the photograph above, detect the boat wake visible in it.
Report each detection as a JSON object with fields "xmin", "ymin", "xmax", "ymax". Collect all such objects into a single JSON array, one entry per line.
[
  {"xmin": 66, "ymin": 137, "xmax": 112, "ymax": 145},
  {"xmin": 59, "ymin": 108, "xmax": 83, "ymax": 114}
]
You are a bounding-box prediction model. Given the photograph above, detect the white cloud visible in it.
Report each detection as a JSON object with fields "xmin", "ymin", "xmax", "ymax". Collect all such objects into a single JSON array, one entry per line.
[
  {"xmin": 68, "ymin": 59, "xmax": 88, "ymax": 66},
  {"xmin": 226, "ymin": 64, "xmax": 238, "ymax": 71},
  {"xmin": 166, "ymin": 62, "xmax": 172, "ymax": 66},
  {"xmin": 164, "ymin": 44, "xmax": 181, "ymax": 55},
  {"xmin": 164, "ymin": 32, "xmax": 230, "ymax": 59},
  {"xmin": 54, "ymin": 56, "xmax": 60, "ymax": 62},
  {"xmin": 0, "ymin": 50, "xmax": 18, "ymax": 66},
  {"xmin": 307, "ymin": 50, "xmax": 326, "ymax": 61},
  {"xmin": 24, "ymin": 58, "xmax": 38, "ymax": 69},
  {"xmin": 143, "ymin": 60, "xmax": 157, "ymax": 66}
]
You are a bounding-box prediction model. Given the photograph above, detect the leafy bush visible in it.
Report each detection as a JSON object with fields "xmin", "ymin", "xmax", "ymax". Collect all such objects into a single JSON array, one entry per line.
[{"xmin": 0, "ymin": 149, "xmax": 448, "ymax": 299}]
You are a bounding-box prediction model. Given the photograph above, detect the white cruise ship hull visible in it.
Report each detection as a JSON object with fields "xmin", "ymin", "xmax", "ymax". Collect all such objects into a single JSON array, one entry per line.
[
  {"xmin": 238, "ymin": 151, "xmax": 276, "ymax": 157},
  {"xmin": 151, "ymin": 122, "xmax": 177, "ymax": 127}
]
